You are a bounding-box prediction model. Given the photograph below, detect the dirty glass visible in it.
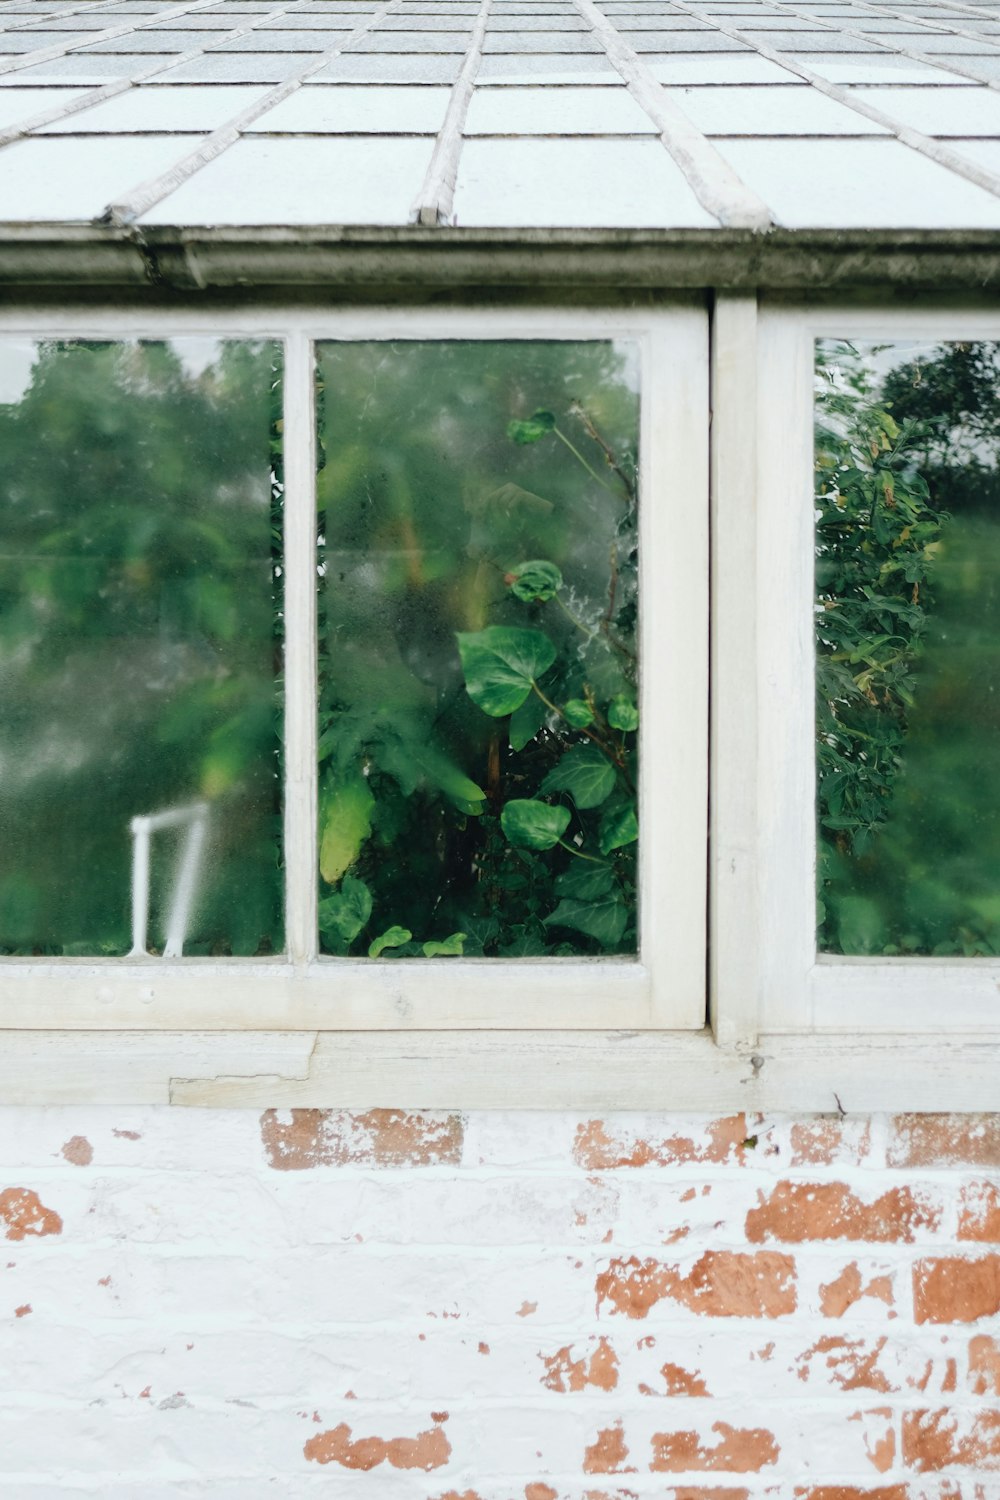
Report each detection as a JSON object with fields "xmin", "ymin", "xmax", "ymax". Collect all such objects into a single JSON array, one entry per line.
[
  {"xmin": 316, "ymin": 340, "xmax": 640, "ymax": 960},
  {"xmin": 816, "ymin": 338, "xmax": 1000, "ymax": 956},
  {"xmin": 0, "ymin": 339, "xmax": 283, "ymax": 957}
]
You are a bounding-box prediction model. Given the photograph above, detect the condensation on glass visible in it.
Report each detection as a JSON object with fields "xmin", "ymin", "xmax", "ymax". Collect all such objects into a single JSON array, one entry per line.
[
  {"xmin": 316, "ymin": 340, "xmax": 640, "ymax": 961},
  {"xmin": 815, "ymin": 338, "xmax": 1000, "ymax": 957},
  {"xmin": 0, "ymin": 339, "xmax": 283, "ymax": 958}
]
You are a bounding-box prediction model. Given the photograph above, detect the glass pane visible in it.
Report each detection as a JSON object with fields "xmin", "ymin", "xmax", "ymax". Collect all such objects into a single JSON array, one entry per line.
[
  {"xmin": 0, "ymin": 339, "xmax": 283, "ymax": 957},
  {"xmin": 816, "ymin": 338, "xmax": 1000, "ymax": 956},
  {"xmin": 316, "ymin": 340, "xmax": 640, "ymax": 960}
]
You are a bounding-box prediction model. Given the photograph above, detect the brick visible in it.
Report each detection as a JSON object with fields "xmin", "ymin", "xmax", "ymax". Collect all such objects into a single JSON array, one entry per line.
[
  {"xmin": 583, "ymin": 1420, "xmax": 634, "ymax": 1474},
  {"xmin": 746, "ymin": 1181, "xmax": 941, "ymax": 1243},
  {"xmin": 850, "ymin": 1407, "xmax": 896, "ymax": 1474},
  {"xmin": 818, "ymin": 1263, "xmax": 895, "ymax": 1318},
  {"xmin": 303, "ymin": 1416, "xmax": 451, "ymax": 1471},
  {"xmin": 958, "ymin": 1181, "xmax": 1000, "ymax": 1242},
  {"xmin": 0, "ymin": 1187, "xmax": 61, "ymax": 1241},
  {"xmin": 789, "ymin": 1119, "xmax": 873, "ymax": 1167},
  {"xmin": 889, "ymin": 1115, "xmax": 1000, "ymax": 1168},
  {"xmin": 914, "ymin": 1257, "xmax": 1000, "ymax": 1324},
  {"xmin": 904, "ymin": 1409, "xmax": 1000, "ymax": 1471},
  {"xmin": 574, "ymin": 1116, "xmax": 748, "ymax": 1169},
  {"xmin": 540, "ymin": 1336, "xmax": 618, "ymax": 1392},
  {"xmin": 969, "ymin": 1336, "xmax": 1000, "ymax": 1397},
  {"xmin": 795, "ymin": 1490, "xmax": 907, "ymax": 1500},
  {"xmin": 596, "ymin": 1251, "xmax": 796, "ymax": 1319},
  {"xmin": 650, "ymin": 1420, "xmax": 779, "ymax": 1473},
  {"xmin": 795, "ymin": 1335, "xmax": 894, "ymax": 1393},
  {"xmin": 260, "ymin": 1108, "xmax": 463, "ymax": 1168}
]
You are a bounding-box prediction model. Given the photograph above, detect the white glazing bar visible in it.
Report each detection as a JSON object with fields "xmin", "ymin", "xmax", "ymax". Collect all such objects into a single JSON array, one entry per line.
[
  {"xmin": 837, "ymin": 0, "xmax": 1000, "ymax": 52},
  {"xmin": 0, "ymin": 0, "xmax": 323, "ymax": 151},
  {"xmin": 0, "ymin": 0, "xmax": 226, "ymax": 80},
  {"xmin": 571, "ymin": 0, "xmax": 772, "ymax": 230},
  {"xmin": 129, "ymin": 817, "xmax": 151, "ymax": 958},
  {"xmin": 0, "ymin": 0, "xmax": 143, "ymax": 35},
  {"xmin": 163, "ymin": 806, "xmax": 208, "ymax": 959},
  {"xmin": 672, "ymin": 0, "xmax": 1000, "ymax": 202},
  {"xmin": 282, "ymin": 331, "xmax": 318, "ymax": 969},
  {"xmin": 103, "ymin": 0, "xmax": 406, "ymax": 224},
  {"xmin": 410, "ymin": 0, "xmax": 492, "ymax": 227}
]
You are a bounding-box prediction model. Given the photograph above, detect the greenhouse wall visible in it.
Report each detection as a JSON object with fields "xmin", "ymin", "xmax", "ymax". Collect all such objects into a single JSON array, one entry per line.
[{"xmin": 1, "ymin": 1104, "xmax": 998, "ymax": 1495}]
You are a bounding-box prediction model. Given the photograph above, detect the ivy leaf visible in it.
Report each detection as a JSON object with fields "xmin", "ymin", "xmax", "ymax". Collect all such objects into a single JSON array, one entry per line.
[
  {"xmin": 509, "ymin": 691, "xmax": 547, "ymax": 751},
  {"xmin": 599, "ymin": 797, "xmax": 638, "ymax": 854},
  {"xmin": 563, "ymin": 698, "xmax": 594, "ymax": 728},
  {"xmin": 501, "ymin": 798, "xmax": 570, "ymax": 851},
  {"xmin": 555, "ymin": 862, "xmax": 614, "ymax": 900},
  {"xmin": 319, "ymin": 771, "xmax": 375, "ymax": 884},
  {"xmin": 540, "ymin": 744, "xmax": 616, "ymax": 809},
  {"xmin": 607, "ymin": 695, "xmax": 639, "ymax": 732},
  {"xmin": 368, "ymin": 925, "xmax": 412, "ymax": 958},
  {"xmin": 508, "ymin": 559, "xmax": 563, "ymax": 602},
  {"xmin": 544, "ymin": 893, "xmax": 628, "ymax": 947},
  {"xmin": 457, "ymin": 626, "xmax": 556, "ymax": 717},
  {"xmin": 318, "ymin": 875, "xmax": 372, "ymax": 947},
  {"xmin": 423, "ymin": 931, "xmax": 466, "ymax": 957},
  {"xmin": 507, "ymin": 409, "xmax": 556, "ymax": 445}
]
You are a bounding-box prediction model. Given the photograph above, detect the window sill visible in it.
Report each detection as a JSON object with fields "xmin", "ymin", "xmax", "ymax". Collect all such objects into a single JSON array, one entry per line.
[{"xmin": 2, "ymin": 1027, "xmax": 997, "ymax": 1110}]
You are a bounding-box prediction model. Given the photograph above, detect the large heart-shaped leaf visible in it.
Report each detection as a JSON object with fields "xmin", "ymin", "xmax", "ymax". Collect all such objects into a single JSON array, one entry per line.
[
  {"xmin": 457, "ymin": 626, "xmax": 556, "ymax": 717},
  {"xmin": 543, "ymin": 892, "xmax": 628, "ymax": 947},
  {"xmin": 540, "ymin": 744, "xmax": 616, "ymax": 810},
  {"xmin": 500, "ymin": 798, "xmax": 570, "ymax": 851},
  {"xmin": 319, "ymin": 771, "xmax": 375, "ymax": 883},
  {"xmin": 599, "ymin": 797, "xmax": 638, "ymax": 854},
  {"xmin": 555, "ymin": 862, "xmax": 614, "ymax": 900},
  {"xmin": 368, "ymin": 925, "xmax": 412, "ymax": 958},
  {"xmin": 509, "ymin": 691, "xmax": 547, "ymax": 751}
]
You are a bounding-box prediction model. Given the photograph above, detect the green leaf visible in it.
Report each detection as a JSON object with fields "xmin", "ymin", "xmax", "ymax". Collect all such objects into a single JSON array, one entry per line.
[
  {"xmin": 555, "ymin": 862, "xmax": 614, "ymax": 900},
  {"xmin": 544, "ymin": 893, "xmax": 628, "ymax": 947},
  {"xmin": 423, "ymin": 931, "xmax": 466, "ymax": 957},
  {"xmin": 540, "ymin": 744, "xmax": 616, "ymax": 810},
  {"xmin": 607, "ymin": 695, "xmax": 639, "ymax": 732},
  {"xmin": 599, "ymin": 797, "xmax": 638, "ymax": 854},
  {"xmin": 318, "ymin": 875, "xmax": 372, "ymax": 947},
  {"xmin": 507, "ymin": 409, "xmax": 556, "ymax": 445},
  {"xmin": 509, "ymin": 691, "xmax": 547, "ymax": 751},
  {"xmin": 457, "ymin": 626, "xmax": 556, "ymax": 717},
  {"xmin": 410, "ymin": 743, "xmax": 487, "ymax": 815},
  {"xmin": 501, "ymin": 798, "xmax": 571, "ymax": 851},
  {"xmin": 509, "ymin": 559, "xmax": 563, "ymax": 602},
  {"xmin": 319, "ymin": 772, "xmax": 375, "ymax": 884},
  {"xmin": 563, "ymin": 699, "xmax": 594, "ymax": 728},
  {"xmin": 368, "ymin": 925, "xmax": 412, "ymax": 958}
]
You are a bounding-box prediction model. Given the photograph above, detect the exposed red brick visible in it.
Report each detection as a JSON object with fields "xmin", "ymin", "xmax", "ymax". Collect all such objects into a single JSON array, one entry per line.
[
  {"xmin": 584, "ymin": 1490, "xmax": 640, "ymax": 1500},
  {"xmin": 660, "ymin": 1361, "xmax": 711, "ymax": 1397},
  {"xmin": 650, "ymin": 1421, "xmax": 779, "ymax": 1473},
  {"xmin": 796, "ymin": 1335, "xmax": 892, "ymax": 1393},
  {"xmin": 596, "ymin": 1251, "xmax": 796, "ymax": 1320},
  {"xmin": 0, "ymin": 1189, "xmax": 62, "ymax": 1241},
  {"xmin": 914, "ymin": 1257, "xmax": 1000, "ymax": 1324},
  {"xmin": 517, "ymin": 1301, "xmax": 537, "ymax": 1318},
  {"xmin": 574, "ymin": 1117, "xmax": 747, "ymax": 1169},
  {"xmin": 14, "ymin": 1304, "xmax": 30, "ymax": 1318},
  {"xmin": 60, "ymin": 1136, "xmax": 92, "ymax": 1167},
  {"xmin": 525, "ymin": 1487, "xmax": 557, "ymax": 1500},
  {"xmin": 969, "ymin": 1335, "xmax": 1000, "ymax": 1396},
  {"xmin": 433, "ymin": 1492, "xmax": 482, "ymax": 1500},
  {"xmin": 304, "ymin": 1418, "xmax": 450, "ymax": 1471},
  {"xmin": 820, "ymin": 1264, "xmax": 894, "ymax": 1318},
  {"xmin": 746, "ymin": 1181, "xmax": 940, "ymax": 1244},
  {"xmin": 851, "ymin": 1408, "xmax": 895, "ymax": 1474},
  {"xmin": 584, "ymin": 1422, "xmax": 634, "ymax": 1474},
  {"xmin": 794, "ymin": 1490, "xmax": 907, "ymax": 1500},
  {"xmin": 904, "ymin": 1410, "xmax": 1000, "ymax": 1471},
  {"xmin": 112, "ymin": 1129, "xmax": 141, "ymax": 1141},
  {"xmin": 668, "ymin": 1491, "xmax": 750, "ymax": 1500},
  {"xmin": 958, "ymin": 1181, "xmax": 1000, "ymax": 1242},
  {"xmin": 262, "ymin": 1109, "xmax": 462, "ymax": 1169},
  {"xmin": 889, "ymin": 1115, "xmax": 1000, "ymax": 1168},
  {"xmin": 540, "ymin": 1337, "xmax": 618, "ymax": 1392},
  {"xmin": 790, "ymin": 1120, "xmax": 872, "ymax": 1167}
]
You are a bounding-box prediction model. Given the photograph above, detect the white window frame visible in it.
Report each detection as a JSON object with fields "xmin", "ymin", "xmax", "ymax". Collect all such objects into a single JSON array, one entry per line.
[
  {"xmin": 0, "ymin": 302, "xmax": 709, "ymax": 1037},
  {"xmin": 745, "ymin": 302, "xmax": 1000, "ymax": 1041}
]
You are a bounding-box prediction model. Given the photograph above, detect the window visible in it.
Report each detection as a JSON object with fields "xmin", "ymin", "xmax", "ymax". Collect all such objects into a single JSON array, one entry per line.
[
  {"xmin": 0, "ymin": 305, "xmax": 708, "ymax": 1035},
  {"xmin": 748, "ymin": 305, "xmax": 1000, "ymax": 1043}
]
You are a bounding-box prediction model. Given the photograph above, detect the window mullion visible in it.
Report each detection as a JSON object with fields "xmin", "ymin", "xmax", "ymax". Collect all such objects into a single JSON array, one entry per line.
[{"xmin": 282, "ymin": 330, "xmax": 319, "ymax": 968}]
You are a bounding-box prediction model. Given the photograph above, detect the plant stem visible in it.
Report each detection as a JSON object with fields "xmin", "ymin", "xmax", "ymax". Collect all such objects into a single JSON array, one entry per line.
[
  {"xmin": 531, "ymin": 681, "xmax": 636, "ymax": 794},
  {"xmin": 553, "ymin": 427, "xmax": 623, "ymax": 499},
  {"xmin": 555, "ymin": 592, "xmax": 596, "ymax": 642},
  {"xmin": 556, "ymin": 838, "xmax": 606, "ymax": 864}
]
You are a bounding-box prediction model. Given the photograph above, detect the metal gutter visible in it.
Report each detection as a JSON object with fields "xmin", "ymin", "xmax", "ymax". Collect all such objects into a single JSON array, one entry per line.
[{"xmin": 1, "ymin": 223, "xmax": 1000, "ymax": 296}]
